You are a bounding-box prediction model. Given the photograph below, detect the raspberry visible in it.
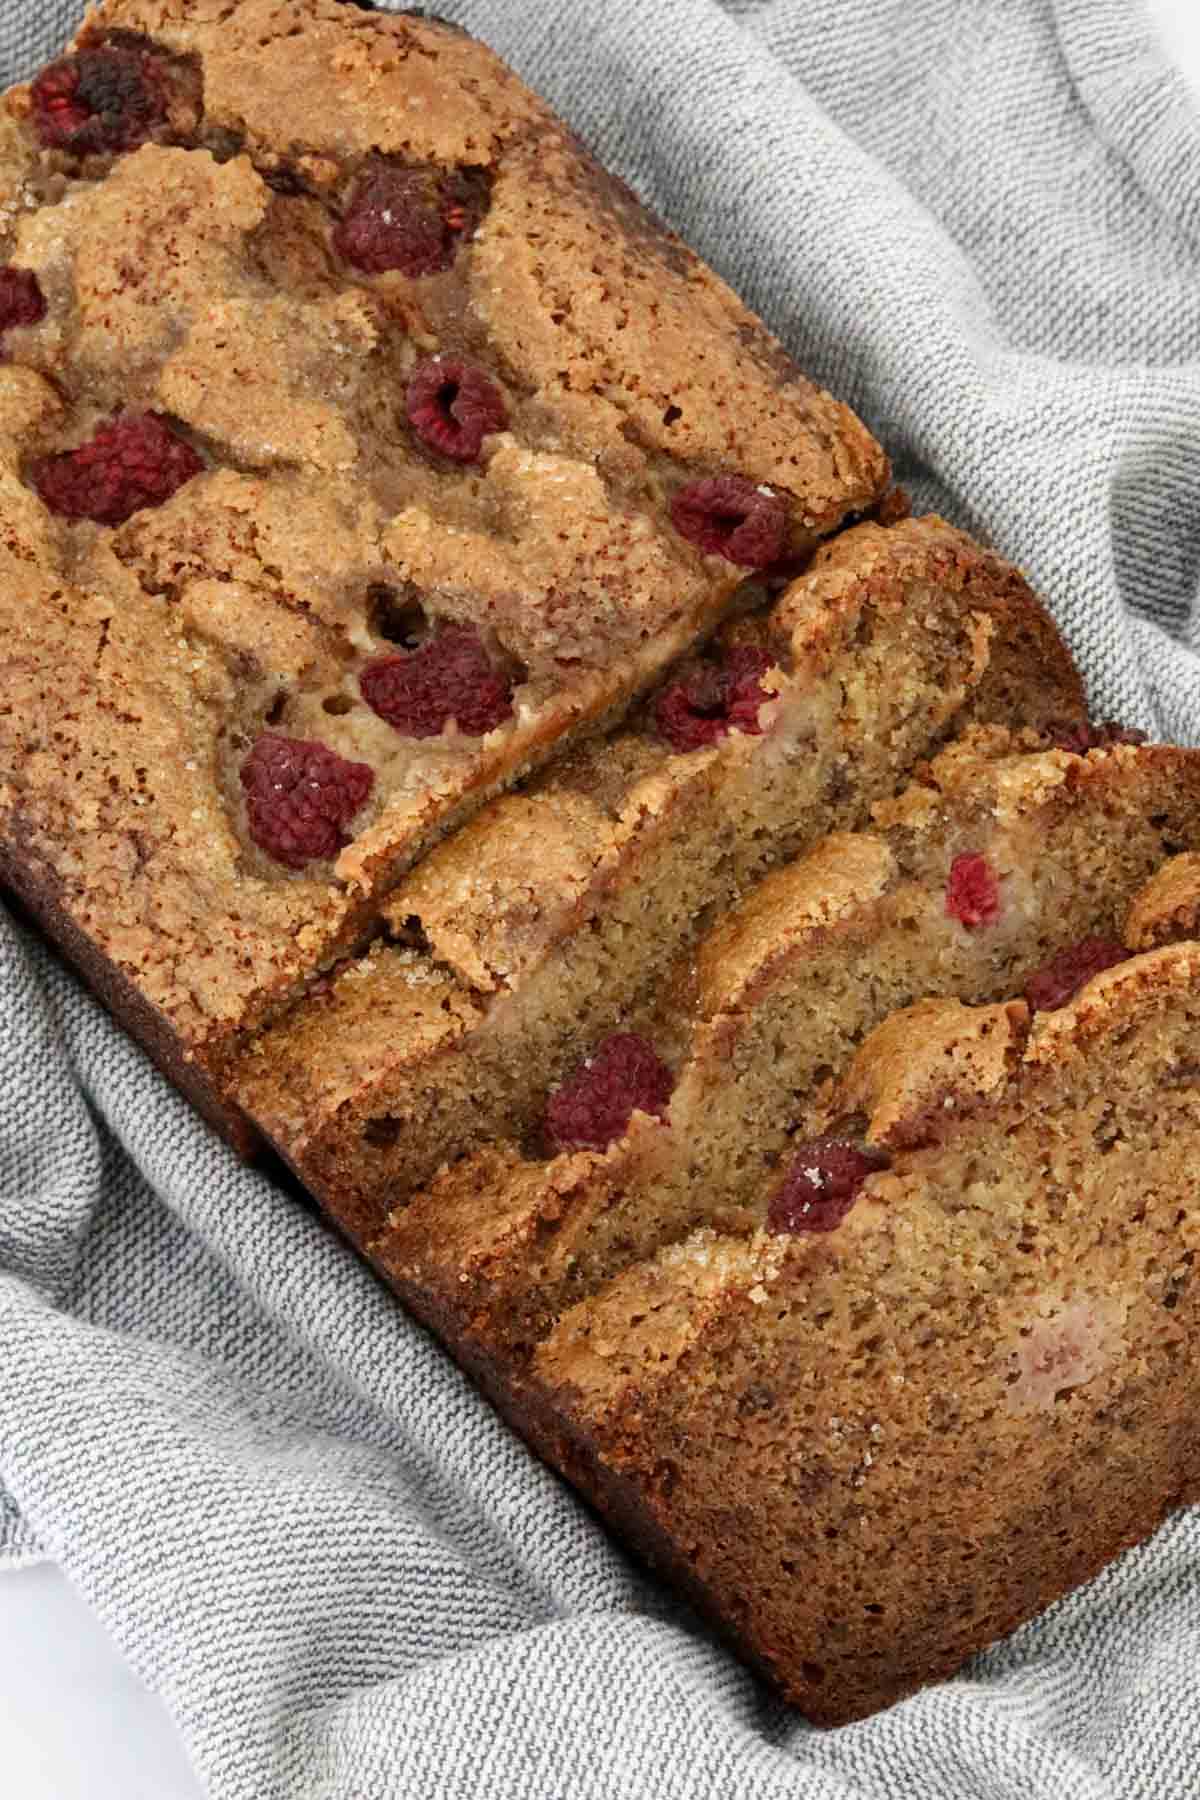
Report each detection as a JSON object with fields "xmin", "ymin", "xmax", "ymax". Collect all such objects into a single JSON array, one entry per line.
[
  {"xmin": 31, "ymin": 413, "xmax": 203, "ymax": 526},
  {"xmin": 0, "ymin": 268, "xmax": 46, "ymax": 340},
  {"xmin": 669, "ymin": 475, "xmax": 788, "ymax": 568},
  {"xmin": 31, "ymin": 46, "xmax": 167, "ymax": 155},
  {"xmin": 1024, "ymin": 937, "xmax": 1130, "ymax": 1014},
  {"xmin": 945, "ymin": 853, "xmax": 1001, "ymax": 928},
  {"xmin": 654, "ymin": 645, "xmax": 775, "ymax": 752},
  {"xmin": 1043, "ymin": 720, "xmax": 1148, "ymax": 755},
  {"xmin": 360, "ymin": 625, "xmax": 513, "ymax": 738},
  {"xmin": 405, "ymin": 356, "xmax": 506, "ymax": 462},
  {"xmin": 544, "ymin": 1033, "xmax": 675, "ymax": 1154},
  {"xmin": 335, "ymin": 163, "xmax": 484, "ymax": 276},
  {"xmin": 241, "ymin": 734, "xmax": 374, "ymax": 870},
  {"xmin": 768, "ymin": 1137, "xmax": 889, "ymax": 1236}
]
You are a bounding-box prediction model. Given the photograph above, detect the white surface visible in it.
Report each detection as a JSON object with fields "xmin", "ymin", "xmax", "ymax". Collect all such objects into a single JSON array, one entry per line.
[
  {"xmin": 0, "ymin": 1563, "xmax": 202, "ymax": 1797},
  {"xmin": 2, "ymin": 6, "xmax": 1200, "ymax": 1800},
  {"xmin": 1149, "ymin": 0, "xmax": 1200, "ymax": 104}
]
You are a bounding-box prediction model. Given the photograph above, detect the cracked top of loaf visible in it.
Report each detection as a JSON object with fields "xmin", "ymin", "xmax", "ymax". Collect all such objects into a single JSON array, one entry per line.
[{"xmin": 0, "ymin": 0, "xmax": 886, "ymax": 1069}]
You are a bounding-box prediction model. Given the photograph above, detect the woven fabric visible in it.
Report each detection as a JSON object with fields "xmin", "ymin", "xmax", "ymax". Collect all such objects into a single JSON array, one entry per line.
[{"xmin": 3, "ymin": 2, "xmax": 1200, "ymax": 1794}]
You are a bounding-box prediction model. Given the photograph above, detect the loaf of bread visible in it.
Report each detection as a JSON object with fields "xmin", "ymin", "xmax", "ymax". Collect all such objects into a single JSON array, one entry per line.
[
  {"xmin": 5, "ymin": 0, "xmax": 1193, "ymax": 1732},
  {"xmin": 0, "ymin": 0, "xmax": 886, "ymax": 1145}
]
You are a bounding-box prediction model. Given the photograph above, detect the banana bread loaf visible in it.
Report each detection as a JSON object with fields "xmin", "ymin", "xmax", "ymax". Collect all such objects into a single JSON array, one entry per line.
[
  {"xmin": 7, "ymin": 0, "xmax": 1192, "ymax": 1736},
  {"xmin": 0, "ymin": 0, "xmax": 886, "ymax": 1144}
]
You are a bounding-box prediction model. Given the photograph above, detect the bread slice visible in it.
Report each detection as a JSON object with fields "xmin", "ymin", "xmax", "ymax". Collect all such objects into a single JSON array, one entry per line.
[
  {"xmin": 528, "ymin": 939, "xmax": 1200, "ymax": 1722},
  {"xmin": 370, "ymin": 732, "xmax": 1200, "ymax": 1354},
  {"xmin": 232, "ymin": 516, "xmax": 1084, "ymax": 1232}
]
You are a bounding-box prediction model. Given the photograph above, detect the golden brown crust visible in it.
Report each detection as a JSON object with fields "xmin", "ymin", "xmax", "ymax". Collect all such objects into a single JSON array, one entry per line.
[
  {"xmin": 779, "ymin": 515, "xmax": 1087, "ymax": 734},
  {"xmin": 833, "ymin": 996, "xmax": 1030, "ymax": 1148},
  {"xmin": 1124, "ymin": 852, "xmax": 1200, "ymax": 951},
  {"xmin": 0, "ymin": 0, "xmax": 887, "ymax": 1116}
]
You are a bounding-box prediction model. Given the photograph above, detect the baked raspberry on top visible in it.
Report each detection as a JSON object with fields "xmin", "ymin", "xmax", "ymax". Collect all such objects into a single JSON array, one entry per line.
[
  {"xmin": 670, "ymin": 475, "xmax": 788, "ymax": 568},
  {"xmin": 31, "ymin": 44, "xmax": 167, "ymax": 155},
  {"xmin": 768, "ymin": 1137, "xmax": 888, "ymax": 1235},
  {"xmin": 31, "ymin": 413, "xmax": 204, "ymax": 527},
  {"xmin": 544, "ymin": 1034, "xmax": 675, "ymax": 1154},
  {"xmin": 654, "ymin": 645, "xmax": 775, "ymax": 753},
  {"xmin": 360, "ymin": 625, "xmax": 514, "ymax": 738},
  {"xmin": 945, "ymin": 853, "xmax": 1001, "ymax": 929},
  {"xmin": 405, "ymin": 356, "xmax": 507, "ymax": 462},
  {"xmin": 241, "ymin": 734, "xmax": 374, "ymax": 871},
  {"xmin": 1024, "ymin": 937, "xmax": 1129, "ymax": 1014},
  {"xmin": 335, "ymin": 162, "xmax": 486, "ymax": 276}
]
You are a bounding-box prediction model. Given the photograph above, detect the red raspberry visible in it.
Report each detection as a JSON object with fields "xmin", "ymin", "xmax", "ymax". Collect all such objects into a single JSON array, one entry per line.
[
  {"xmin": 945, "ymin": 853, "xmax": 1001, "ymax": 928},
  {"xmin": 1043, "ymin": 720, "xmax": 1148, "ymax": 755},
  {"xmin": 31, "ymin": 413, "xmax": 203, "ymax": 526},
  {"xmin": 0, "ymin": 268, "xmax": 46, "ymax": 342},
  {"xmin": 768, "ymin": 1137, "xmax": 889, "ymax": 1235},
  {"xmin": 654, "ymin": 645, "xmax": 775, "ymax": 752},
  {"xmin": 1024, "ymin": 937, "xmax": 1129, "ymax": 1014},
  {"xmin": 334, "ymin": 163, "xmax": 484, "ymax": 276},
  {"xmin": 405, "ymin": 356, "xmax": 506, "ymax": 462},
  {"xmin": 31, "ymin": 46, "xmax": 167, "ymax": 155},
  {"xmin": 544, "ymin": 1033, "xmax": 675, "ymax": 1155},
  {"xmin": 360, "ymin": 625, "xmax": 513, "ymax": 738},
  {"xmin": 669, "ymin": 475, "xmax": 788, "ymax": 568},
  {"xmin": 241, "ymin": 734, "xmax": 374, "ymax": 870}
]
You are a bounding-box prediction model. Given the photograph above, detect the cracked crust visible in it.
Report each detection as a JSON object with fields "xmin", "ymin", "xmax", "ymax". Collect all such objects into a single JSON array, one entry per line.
[{"xmin": 0, "ymin": 0, "xmax": 886, "ymax": 1119}]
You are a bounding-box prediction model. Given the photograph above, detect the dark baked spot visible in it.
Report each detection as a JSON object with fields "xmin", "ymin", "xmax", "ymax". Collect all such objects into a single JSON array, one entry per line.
[
  {"xmin": 737, "ymin": 1383, "xmax": 778, "ymax": 1418},
  {"xmin": 364, "ymin": 1115, "xmax": 402, "ymax": 1147},
  {"xmin": 397, "ymin": 6, "xmax": 471, "ymax": 29},
  {"xmin": 31, "ymin": 44, "xmax": 167, "ymax": 154}
]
